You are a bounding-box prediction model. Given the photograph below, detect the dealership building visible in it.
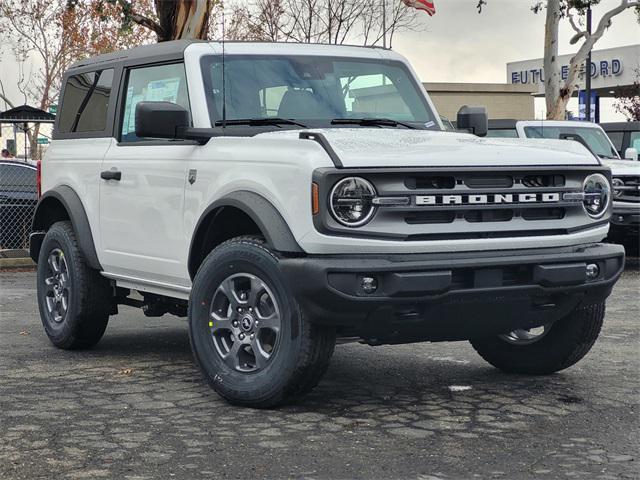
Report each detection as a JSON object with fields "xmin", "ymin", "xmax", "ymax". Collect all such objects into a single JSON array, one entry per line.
[{"xmin": 425, "ymin": 44, "xmax": 639, "ymax": 122}]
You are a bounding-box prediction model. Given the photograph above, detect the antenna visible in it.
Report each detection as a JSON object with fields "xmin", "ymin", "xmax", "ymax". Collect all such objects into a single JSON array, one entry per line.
[{"xmin": 221, "ymin": 7, "xmax": 227, "ymax": 129}]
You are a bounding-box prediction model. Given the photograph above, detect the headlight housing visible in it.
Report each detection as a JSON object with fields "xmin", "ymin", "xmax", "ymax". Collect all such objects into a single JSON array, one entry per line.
[
  {"xmin": 329, "ymin": 177, "xmax": 376, "ymax": 227},
  {"xmin": 612, "ymin": 177, "xmax": 624, "ymax": 198},
  {"xmin": 582, "ymin": 173, "xmax": 611, "ymax": 218}
]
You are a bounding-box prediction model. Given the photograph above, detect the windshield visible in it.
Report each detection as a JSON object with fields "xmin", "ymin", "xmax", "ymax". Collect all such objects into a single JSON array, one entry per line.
[
  {"xmin": 523, "ymin": 125, "xmax": 619, "ymax": 159},
  {"xmin": 486, "ymin": 128, "xmax": 518, "ymax": 138},
  {"xmin": 200, "ymin": 55, "xmax": 438, "ymax": 129}
]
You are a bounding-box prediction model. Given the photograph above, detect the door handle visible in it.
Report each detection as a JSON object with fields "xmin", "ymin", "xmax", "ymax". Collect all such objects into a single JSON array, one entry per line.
[{"xmin": 100, "ymin": 170, "xmax": 121, "ymax": 181}]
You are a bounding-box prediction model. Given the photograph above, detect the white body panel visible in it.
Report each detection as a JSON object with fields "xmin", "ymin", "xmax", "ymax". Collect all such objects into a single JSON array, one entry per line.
[
  {"xmin": 99, "ymin": 142, "xmax": 197, "ymax": 287},
  {"xmin": 41, "ymin": 138, "xmax": 111, "ymax": 255},
  {"xmin": 42, "ymin": 43, "xmax": 611, "ymax": 298}
]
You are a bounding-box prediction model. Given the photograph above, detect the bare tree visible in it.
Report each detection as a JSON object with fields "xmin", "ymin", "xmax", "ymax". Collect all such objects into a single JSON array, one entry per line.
[
  {"xmin": 0, "ymin": 0, "xmax": 152, "ymax": 158},
  {"xmin": 478, "ymin": 0, "xmax": 640, "ymax": 120},
  {"xmin": 614, "ymin": 67, "xmax": 640, "ymax": 121},
  {"xmin": 224, "ymin": 0, "xmax": 420, "ymax": 47}
]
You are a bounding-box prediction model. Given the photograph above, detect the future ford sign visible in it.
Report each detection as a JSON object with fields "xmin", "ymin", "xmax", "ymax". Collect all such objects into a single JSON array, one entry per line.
[{"xmin": 507, "ymin": 44, "xmax": 640, "ymax": 95}]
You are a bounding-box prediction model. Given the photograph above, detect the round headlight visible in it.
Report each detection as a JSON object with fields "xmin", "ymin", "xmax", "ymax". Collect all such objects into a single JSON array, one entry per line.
[
  {"xmin": 329, "ymin": 177, "xmax": 377, "ymax": 227},
  {"xmin": 612, "ymin": 178, "xmax": 624, "ymax": 198},
  {"xmin": 582, "ymin": 173, "xmax": 611, "ymax": 218}
]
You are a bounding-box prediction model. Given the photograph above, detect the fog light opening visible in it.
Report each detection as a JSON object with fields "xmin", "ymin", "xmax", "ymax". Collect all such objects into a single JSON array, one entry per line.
[
  {"xmin": 360, "ymin": 276, "xmax": 378, "ymax": 294},
  {"xmin": 586, "ymin": 263, "xmax": 600, "ymax": 280}
]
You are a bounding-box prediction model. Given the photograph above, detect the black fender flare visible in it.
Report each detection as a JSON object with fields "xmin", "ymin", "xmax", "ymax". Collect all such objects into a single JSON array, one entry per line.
[
  {"xmin": 188, "ymin": 191, "xmax": 303, "ymax": 278},
  {"xmin": 30, "ymin": 186, "xmax": 102, "ymax": 270}
]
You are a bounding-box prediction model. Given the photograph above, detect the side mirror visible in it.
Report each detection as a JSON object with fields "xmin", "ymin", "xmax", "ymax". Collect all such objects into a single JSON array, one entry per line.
[
  {"xmin": 135, "ymin": 101, "xmax": 189, "ymax": 140},
  {"xmin": 624, "ymin": 147, "xmax": 638, "ymax": 161},
  {"xmin": 456, "ymin": 105, "xmax": 488, "ymax": 137}
]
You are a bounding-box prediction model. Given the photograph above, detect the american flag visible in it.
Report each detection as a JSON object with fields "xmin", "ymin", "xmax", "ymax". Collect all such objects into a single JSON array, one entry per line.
[{"xmin": 402, "ymin": 0, "xmax": 436, "ymax": 16}]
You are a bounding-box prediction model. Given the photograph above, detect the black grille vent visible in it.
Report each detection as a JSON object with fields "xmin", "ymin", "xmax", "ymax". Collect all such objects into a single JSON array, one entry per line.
[
  {"xmin": 405, "ymin": 176, "xmax": 455, "ymax": 190},
  {"xmin": 522, "ymin": 175, "xmax": 565, "ymax": 187},
  {"xmin": 522, "ymin": 208, "xmax": 565, "ymax": 221},
  {"xmin": 464, "ymin": 209, "xmax": 513, "ymax": 223},
  {"xmin": 405, "ymin": 211, "xmax": 455, "ymax": 224},
  {"xmin": 464, "ymin": 176, "xmax": 513, "ymax": 189}
]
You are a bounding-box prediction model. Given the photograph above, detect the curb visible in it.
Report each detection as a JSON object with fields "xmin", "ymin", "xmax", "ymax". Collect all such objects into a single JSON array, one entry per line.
[{"xmin": 0, "ymin": 257, "xmax": 35, "ymax": 269}]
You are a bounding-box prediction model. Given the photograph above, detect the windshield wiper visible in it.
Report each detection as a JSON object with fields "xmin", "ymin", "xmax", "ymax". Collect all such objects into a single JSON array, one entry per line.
[
  {"xmin": 598, "ymin": 154, "xmax": 619, "ymax": 160},
  {"xmin": 331, "ymin": 118, "xmax": 418, "ymax": 129},
  {"xmin": 214, "ymin": 117, "xmax": 308, "ymax": 128}
]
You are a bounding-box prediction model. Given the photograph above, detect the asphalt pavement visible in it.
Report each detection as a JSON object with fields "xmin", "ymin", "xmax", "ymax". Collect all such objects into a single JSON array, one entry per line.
[{"xmin": 0, "ymin": 268, "xmax": 638, "ymax": 480}]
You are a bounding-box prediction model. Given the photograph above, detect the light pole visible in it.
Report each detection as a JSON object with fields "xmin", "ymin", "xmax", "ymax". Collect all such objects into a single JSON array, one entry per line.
[{"xmin": 585, "ymin": 4, "xmax": 592, "ymax": 121}]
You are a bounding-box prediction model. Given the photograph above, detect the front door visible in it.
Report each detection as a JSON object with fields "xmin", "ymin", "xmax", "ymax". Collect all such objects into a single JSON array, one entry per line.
[{"xmin": 99, "ymin": 62, "xmax": 196, "ymax": 287}]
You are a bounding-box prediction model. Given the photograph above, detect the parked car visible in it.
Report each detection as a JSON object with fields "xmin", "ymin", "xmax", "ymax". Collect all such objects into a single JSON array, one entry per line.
[
  {"xmin": 487, "ymin": 119, "xmax": 639, "ymax": 243},
  {"xmin": 0, "ymin": 160, "xmax": 38, "ymax": 250},
  {"xmin": 601, "ymin": 121, "xmax": 640, "ymax": 158},
  {"xmin": 30, "ymin": 41, "xmax": 623, "ymax": 408}
]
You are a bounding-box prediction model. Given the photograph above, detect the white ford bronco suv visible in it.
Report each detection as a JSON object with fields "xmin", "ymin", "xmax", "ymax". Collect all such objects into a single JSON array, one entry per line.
[
  {"xmin": 31, "ymin": 41, "xmax": 624, "ymax": 407},
  {"xmin": 487, "ymin": 119, "xmax": 640, "ymax": 244}
]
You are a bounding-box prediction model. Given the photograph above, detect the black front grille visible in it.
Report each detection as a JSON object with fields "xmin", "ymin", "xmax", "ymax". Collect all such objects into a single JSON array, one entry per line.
[
  {"xmin": 615, "ymin": 176, "xmax": 640, "ymax": 202},
  {"xmin": 314, "ymin": 166, "xmax": 604, "ymax": 241}
]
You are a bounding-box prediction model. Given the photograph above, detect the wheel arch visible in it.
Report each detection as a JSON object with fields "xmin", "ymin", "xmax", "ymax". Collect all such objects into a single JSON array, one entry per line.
[
  {"xmin": 188, "ymin": 191, "xmax": 303, "ymax": 279},
  {"xmin": 30, "ymin": 186, "xmax": 102, "ymax": 270}
]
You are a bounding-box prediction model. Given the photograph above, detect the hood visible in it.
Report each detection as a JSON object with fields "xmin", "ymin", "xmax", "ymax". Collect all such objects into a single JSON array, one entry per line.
[
  {"xmin": 255, "ymin": 128, "xmax": 600, "ymax": 168},
  {"xmin": 600, "ymin": 158, "xmax": 640, "ymax": 176}
]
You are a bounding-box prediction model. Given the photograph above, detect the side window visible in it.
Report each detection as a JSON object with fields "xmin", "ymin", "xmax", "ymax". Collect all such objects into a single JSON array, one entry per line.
[
  {"xmin": 630, "ymin": 132, "xmax": 640, "ymax": 150},
  {"xmin": 57, "ymin": 69, "xmax": 114, "ymax": 134},
  {"xmin": 0, "ymin": 165, "xmax": 36, "ymax": 191},
  {"xmin": 120, "ymin": 63, "xmax": 190, "ymax": 142},
  {"xmin": 606, "ymin": 131, "xmax": 624, "ymax": 152},
  {"xmin": 487, "ymin": 129, "xmax": 518, "ymax": 138}
]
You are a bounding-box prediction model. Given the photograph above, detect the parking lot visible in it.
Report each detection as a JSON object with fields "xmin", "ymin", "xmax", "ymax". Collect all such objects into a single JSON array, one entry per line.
[{"xmin": 0, "ymin": 266, "xmax": 638, "ymax": 480}]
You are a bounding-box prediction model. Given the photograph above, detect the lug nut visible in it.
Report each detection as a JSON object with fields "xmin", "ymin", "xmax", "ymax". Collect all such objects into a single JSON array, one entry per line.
[
  {"xmin": 250, "ymin": 333, "xmax": 255, "ymax": 340},
  {"xmin": 232, "ymin": 320, "xmax": 239, "ymax": 327},
  {"xmin": 239, "ymin": 333, "xmax": 245, "ymax": 340},
  {"xmin": 254, "ymin": 320, "xmax": 259, "ymax": 326}
]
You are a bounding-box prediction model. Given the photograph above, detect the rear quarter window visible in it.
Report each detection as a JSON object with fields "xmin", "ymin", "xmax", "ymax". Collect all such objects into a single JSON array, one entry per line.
[{"xmin": 57, "ymin": 69, "xmax": 114, "ymax": 134}]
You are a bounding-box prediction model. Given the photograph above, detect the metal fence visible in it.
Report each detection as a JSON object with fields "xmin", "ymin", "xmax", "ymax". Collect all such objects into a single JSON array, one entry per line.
[{"xmin": 0, "ymin": 161, "xmax": 37, "ymax": 252}]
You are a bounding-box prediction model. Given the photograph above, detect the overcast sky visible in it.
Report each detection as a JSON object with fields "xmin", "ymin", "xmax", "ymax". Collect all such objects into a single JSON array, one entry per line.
[{"xmin": 1, "ymin": 0, "xmax": 639, "ymax": 120}]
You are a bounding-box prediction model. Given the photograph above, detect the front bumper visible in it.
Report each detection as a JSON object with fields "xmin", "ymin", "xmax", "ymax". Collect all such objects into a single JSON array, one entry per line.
[
  {"xmin": 611, "ymin": 201, "xmax": 640, "ymax": 228},
  {"xmin": 280, "ymin": 243, "xmax": 624, "ymax": 343}
]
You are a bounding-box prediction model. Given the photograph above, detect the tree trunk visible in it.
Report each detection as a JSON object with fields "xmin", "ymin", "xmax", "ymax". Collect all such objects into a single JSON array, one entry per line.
[
  {"xmin": 544, "ymin": 0, "xmax": 567, "ymax": 119},
  {"xmin": 155, "ymin": 0, "xmax": 212, "ymax": 41}
]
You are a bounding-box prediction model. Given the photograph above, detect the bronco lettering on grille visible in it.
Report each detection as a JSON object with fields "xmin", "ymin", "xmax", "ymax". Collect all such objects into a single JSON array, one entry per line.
[{"xmin": 414, "ymin": 193, "xmax": 561, "ymax": 206}]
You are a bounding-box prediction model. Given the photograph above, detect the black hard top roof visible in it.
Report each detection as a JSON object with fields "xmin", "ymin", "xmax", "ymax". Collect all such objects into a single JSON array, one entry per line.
[
  {"xmin": 69, "ymin": 39, "xmax": 202, "ymax": 71},
  {"xmin": 600, "ymin": 121, "xmax": 639, "ymax": 131},
  {"xmin": 68, "ymin": 39, "xmax": 388, "ymax": 72}
]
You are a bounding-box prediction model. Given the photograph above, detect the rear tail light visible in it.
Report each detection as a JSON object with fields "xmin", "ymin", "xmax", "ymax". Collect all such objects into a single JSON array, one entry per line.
[{"xmin": 36, "ymin": 160, "xmax": 42, "ymax": 199}]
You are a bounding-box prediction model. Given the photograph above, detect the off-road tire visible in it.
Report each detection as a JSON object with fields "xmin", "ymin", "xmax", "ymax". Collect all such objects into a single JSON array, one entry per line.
[
  {"xmin": 470, "ymin": 302, "xmax": 605, "ymax": 374},
  {"xmin": 188, "ymin": 236, "xmax": 336, "ymax": 408},
  {"xmin": 37, "ymin": 221, "xmax": 111, "ymax": 349}
]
